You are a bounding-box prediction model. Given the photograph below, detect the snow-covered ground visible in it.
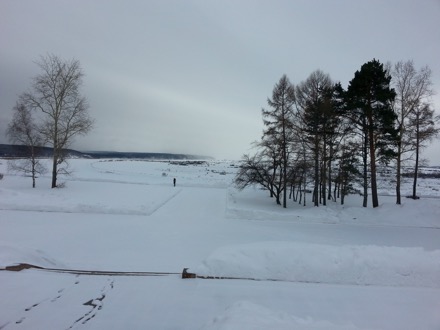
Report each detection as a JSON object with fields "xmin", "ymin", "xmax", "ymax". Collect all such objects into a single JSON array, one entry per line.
[{"xmin": 0, "ymin": 158, "xmax": 439, "ymax": 330}]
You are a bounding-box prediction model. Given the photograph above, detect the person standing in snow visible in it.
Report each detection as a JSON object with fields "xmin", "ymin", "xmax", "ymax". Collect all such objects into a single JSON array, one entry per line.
[{"xmin": 173, "ymin": 178, "xmax": 176, "ymax": 187}]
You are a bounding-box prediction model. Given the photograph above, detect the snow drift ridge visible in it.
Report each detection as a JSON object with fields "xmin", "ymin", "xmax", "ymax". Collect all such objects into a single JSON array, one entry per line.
[{"xmin": 193, "ymin": 242, "xmax": 440, "ymax": 288}]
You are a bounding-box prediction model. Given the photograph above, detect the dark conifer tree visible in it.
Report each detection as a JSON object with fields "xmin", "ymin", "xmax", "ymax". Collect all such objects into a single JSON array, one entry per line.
[{"xmin": 345, "ymin": 59, "xmax": 397, "ymax": 208}]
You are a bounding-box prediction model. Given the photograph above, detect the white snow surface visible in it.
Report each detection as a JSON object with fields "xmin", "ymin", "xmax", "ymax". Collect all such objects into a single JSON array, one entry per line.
[
  {"xmin": 200, "ymin": 301, "xmax": 366, "ymax": 330},
  {"xmin": 193, "ymin": 242, "xmax": 440, "ymax": 288},
  {"xmin": 1, "ymin": 158, "xmax": 440, "ymax": 330}
]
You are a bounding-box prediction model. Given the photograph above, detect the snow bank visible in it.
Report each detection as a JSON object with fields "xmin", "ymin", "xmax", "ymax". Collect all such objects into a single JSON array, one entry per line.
[
  {"xmin": 0, "ymin": 245, "xmax": 65, "ymax": 269},
  {"xmin": 226, "ymin": 187, "xmax": 440, "ymax": 228},
  {"xmin": 0, "ymin": 180, "xmax": 180, "ymax": 216},
  {"xmin": 194, "ymin": 242, "xmax": 440, "ymax": 288},
  {"xmin": 201, "ymin": 301, "xmax": 370, "ymax": 330}
]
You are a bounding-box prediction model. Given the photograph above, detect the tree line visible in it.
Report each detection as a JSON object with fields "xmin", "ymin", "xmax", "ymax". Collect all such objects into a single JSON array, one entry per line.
[{"xmin": 235, "ymin": 59, "xmax": 439, "ymax": 208}]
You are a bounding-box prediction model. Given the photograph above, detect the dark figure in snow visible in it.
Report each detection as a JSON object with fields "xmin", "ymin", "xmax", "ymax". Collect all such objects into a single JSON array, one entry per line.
[{"xmin": 173, "ymin": 178, "xmax": 176, "ymax": 187}]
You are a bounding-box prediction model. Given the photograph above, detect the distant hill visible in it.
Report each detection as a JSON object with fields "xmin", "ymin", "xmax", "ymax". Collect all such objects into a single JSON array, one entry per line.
[{"xmin": 0, "ymin": 144, "xmax": 211, "ymax": 160}]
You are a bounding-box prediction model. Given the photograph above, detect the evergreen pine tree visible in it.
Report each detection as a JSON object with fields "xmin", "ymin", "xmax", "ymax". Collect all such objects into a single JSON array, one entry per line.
[{"xmin": 345, "ymin": 59, "xmax": 397, "ymax": 208}]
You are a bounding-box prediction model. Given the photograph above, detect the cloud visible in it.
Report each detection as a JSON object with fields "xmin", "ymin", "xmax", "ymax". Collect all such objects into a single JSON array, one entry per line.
[{"xmin": 1, "ymin": 0, "xmax": 439, "ymax": 161}]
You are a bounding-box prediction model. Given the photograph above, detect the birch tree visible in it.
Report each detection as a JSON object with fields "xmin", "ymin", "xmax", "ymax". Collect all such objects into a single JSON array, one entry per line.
[
  {"xmin": 407, "ymin": 104, "xmax": 440, "ymax": 199},
  {"xmin": 21, "ymin": 54, "xmax": 93, "ymax": 188},
  {"xmin": 391, "ymin": 60, "xmax": 435, "ymax": 203}
]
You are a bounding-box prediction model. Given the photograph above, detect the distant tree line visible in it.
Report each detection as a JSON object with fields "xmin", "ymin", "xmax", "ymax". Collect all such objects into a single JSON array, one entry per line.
[{"xmin": 235, "ymin": 59, "xmax": 439, "ymax": 208}]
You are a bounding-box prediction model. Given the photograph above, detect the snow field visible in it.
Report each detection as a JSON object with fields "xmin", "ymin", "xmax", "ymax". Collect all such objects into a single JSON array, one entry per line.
[{"xmin": 1, "ymin": 158, "xmax": 440, "ymax": 329}]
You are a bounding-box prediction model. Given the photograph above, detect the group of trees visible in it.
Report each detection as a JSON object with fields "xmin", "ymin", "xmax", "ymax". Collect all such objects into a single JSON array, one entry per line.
[
  {"xmin": 235, "ymin": 59, "xmax": 439, "ymax": 208},
  {"xmin": 6, "ymin": 54, "xmax": 93, "ymax": 188}
]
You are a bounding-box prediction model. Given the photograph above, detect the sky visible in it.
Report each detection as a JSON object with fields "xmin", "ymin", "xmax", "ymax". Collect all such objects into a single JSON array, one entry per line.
[{"xmin": 1, "ymin": 0, "xmax": 440, "ymax": 162}]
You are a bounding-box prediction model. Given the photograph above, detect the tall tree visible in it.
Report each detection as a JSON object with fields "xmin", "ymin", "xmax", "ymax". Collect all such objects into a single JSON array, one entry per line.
[
  {"xmin": 327, "ymin": 83, "xmax": 351, "ymax": 202},
  {"xmin": 345, "ymin": 59, "xmax": 397, "ymax": 208},
  {"xmin": 6, "ymin": 101, "xmax": 46, "ymax": 187},
  {"xmin": 391, "ymin": 60, "xmax": 434, "ymax": 204},
  {"xmin": 407, "ymin": 104, "xmax": 440, "ymax": 199},
  {"xmin": 261, "ymin": 75, "xmax": 296, "ymax": 208},
  {"xmin": 295, "ymin": 70, "xmax": 333, "ymax": 206},
  {"xmin": 21, "ymin": 54, "xmax": 93, "ymax": 188},
  {"xmin": 335, "ymin": 140, "xmax": 362, "ymax": 205}
]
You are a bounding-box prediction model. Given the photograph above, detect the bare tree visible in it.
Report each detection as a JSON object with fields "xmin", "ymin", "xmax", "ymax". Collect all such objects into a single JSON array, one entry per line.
[
  {"xmin": 407, "ymin": 104, "xmax": 440, "ymax": 199},
  {"xmin": 6, "ymin": 101, "xmax": 47, "ymax": 187},
  {"xmin": 256, "ymin": 137, "xmax": 283, "ymax": 203},
  {"xmin": 295, "ymin": 70, "xmax": 333, "ymax": 206},
  {"xmin": 391, "ymin": 60, "xmax": 434, "ymax": 204},
  {"xmin": 262, "ymin": 75, "xmax": 296, "ymax": 208},
  {"xmin": 235, "ymin": 152, "xmax": 284, "ymax": 204},
  {"xmin": 21, "ymin": 54, "xmax": 93, "ymax": 188}
]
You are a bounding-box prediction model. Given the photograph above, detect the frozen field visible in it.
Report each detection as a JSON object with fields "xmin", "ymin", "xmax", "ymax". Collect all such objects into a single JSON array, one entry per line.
[{"xmin": 0, "ymin": 158, "xmax": 439, "ymax": 330}]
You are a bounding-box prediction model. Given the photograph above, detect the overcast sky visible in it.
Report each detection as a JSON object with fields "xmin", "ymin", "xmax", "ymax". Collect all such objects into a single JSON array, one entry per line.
[{"xmin": 1, "ymin": 0, "xmax": 440, "ymax": 162}]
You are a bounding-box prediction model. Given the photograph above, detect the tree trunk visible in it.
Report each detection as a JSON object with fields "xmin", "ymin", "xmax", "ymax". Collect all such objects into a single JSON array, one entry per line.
[
  {"xmin": 270, "ymin": 163, "xmax": 276, "ymax": 198},
  {"xmin": 31, "ymin": 145, "xmax": 36, "ymax": 188},
  {"xmin": 340, "ymin": 173, "xmax": 346, "ymax": 205},
  {"xmin": 370, "ymin": 140, "xmax": 379, "ymax": 207},
  {"xmin": 412, "ymin": 148, "xmax": 419, "ymax": 199},
  {"xmin": 412, "ymin": 112, "xmax": 420, "ymax": 199},
  {"xmin": 283, "ymin": 153, "xmax": 287, "ymax": 208},
  {"xmin": 395, "ymin": 141, "xmax": 402, "ymax": 204},
  {"xmin": 362, "ymin": 129, "xmax": 368, "ymax": 208},
  {"xmin": 303, "ymin": 171, "xmax": 307, "ymax": 207},
  {"xmin": 327, "ymin": 143, "xmax": 333, "ymax": 201},
  {"xmin": 322, "ymin": 139, "xmax": 327, "ymax": 206},
  {"xmin": 296, "ymin": 177, "xmax": 302, "ymax": 203},
  {"xmin": 365, "ymin": 102, "xmax": 380, "ymax": 209},
  {"xmin": 281, "ymin": 101, "xmax": 288, "ymax": 208},
  {"xmin": 395, "ymin": 114, "xmax": 404, "ymax": 204},
  {"xmin": 51, "ymin": 144, "xmax": 59, "ymax": 188},
  {"xmin": 51, "ymin": 155, "xmax": 57, "ymax": 188},
  {"xmin": 277, "ymin": 167, "xmax": 283, "ymax": 205},
  {"xmin": 369, "ymin": 125, "xmax": 379, "ymax": 208},
  {"xmin": 313, "ymin": 139, "xmax": 319, "ymax": 207}
]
